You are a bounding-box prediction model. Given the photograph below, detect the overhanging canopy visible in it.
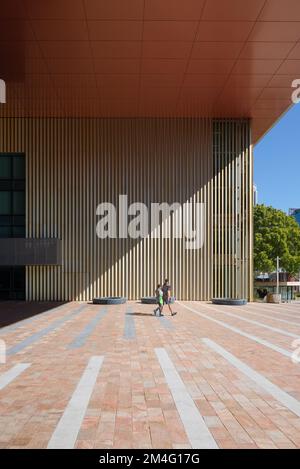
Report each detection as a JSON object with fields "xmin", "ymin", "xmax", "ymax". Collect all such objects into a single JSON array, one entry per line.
[{"xmin": 0, "ymin": 0, "xmax": 299, "ymax": 142}]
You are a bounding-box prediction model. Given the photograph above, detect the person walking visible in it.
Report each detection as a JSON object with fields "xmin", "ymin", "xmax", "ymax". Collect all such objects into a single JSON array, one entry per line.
[
  {"xmin": 154, "ymin": 284, "xmax": 164, "ymax": 316},
  {"xmin": 162, "ymin": 278, "xmax": 176, "ymax": 316}
]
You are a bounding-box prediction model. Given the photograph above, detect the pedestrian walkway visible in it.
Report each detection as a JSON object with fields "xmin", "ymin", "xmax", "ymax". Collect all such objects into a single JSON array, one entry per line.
[{"xmin": 0, "ymin": 300, "xmax": 300, "ymax": 449}]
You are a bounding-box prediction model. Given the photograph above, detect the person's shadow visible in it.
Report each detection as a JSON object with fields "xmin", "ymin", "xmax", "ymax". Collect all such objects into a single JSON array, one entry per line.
[{"xmin": 126, "ymin": 311, "xmax": 155, "ymax": 317}]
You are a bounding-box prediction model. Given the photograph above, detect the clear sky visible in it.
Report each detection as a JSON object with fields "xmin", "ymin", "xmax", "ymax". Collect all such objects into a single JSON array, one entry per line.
[{"xmin": 254, "ymin": 104, "xmax": 300, "ymax": 213}]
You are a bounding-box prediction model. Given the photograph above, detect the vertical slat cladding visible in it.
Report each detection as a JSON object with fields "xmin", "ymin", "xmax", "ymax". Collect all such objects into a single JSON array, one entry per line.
[
  {"xmin": 212, "ymin": 119, "xmax": 252, "ymax": 300},
  {"xmin": 249, "ymin": 137, "xmax": 254, "ymax": 301},
  {"xmin": 0, "ymin": 118, "xmax": 252, "ymax": 301}
]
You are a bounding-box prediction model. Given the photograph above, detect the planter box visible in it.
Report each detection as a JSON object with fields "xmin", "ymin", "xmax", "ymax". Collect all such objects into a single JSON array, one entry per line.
[
  {"xmin": 93, "ymin": 296, "xmax": 127, "ymax": 305},
  {"xmin": 267, "ymin": 293, "xmax": 281, "ymax": 304},
  {"xmin": 212, "ymin": 298, "xmax": 247, "ymax": 306}
]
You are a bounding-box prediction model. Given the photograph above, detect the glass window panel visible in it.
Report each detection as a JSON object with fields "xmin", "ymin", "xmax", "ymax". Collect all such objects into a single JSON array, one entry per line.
[
  {"xmin": 0, "ymin": 181, "xmax": 11, "ymax": 191},
  {"xmin": 0, "ymin": 191, "xmax": 11, "ymax": 214},
  {"xmin": 13, "ymin": 267, "xmax": 25, "ymax": 290},
  {"xmin": 0, "ymin": 156, "xmax": 11, "ymax": 179},
  {"xmin": 0, "ymin": 226, "xmax": 11, "ymax": 237},
  {"xmin": 12, "ymin": 226, "xmax": 25, "ymax": 237},
  {"xmin": 0, "ymin": 268, "xmax": 11, "ymax": 290},
  {"xmin": 12, "ymin": 215, "xmax": 25, "ymax": 226},
  {"xmin": 13, "ymin": 156, "xmax": 25, "ymax": 179},
  {"xmin": 0, "ymin": 267, "xmax": 25, "ymax": 299},
  {"xmin": 0, "ymin": 291, "xmax": 10, "ymax": 299},
  {"xmin": 13, "ymin": 191, "xmax": 25, "ymax": 215},
  {"xmin": 12, "ymin": 180, "xmax": 25, "ymax": 191},
  {"xmin": 0, "ymin": 215, "xmax": 11, "ymax": 226},
  {"xmin": 0, "ymin": 154, "xmax": 25, "ymax": 238},
  {"xmin": 16, "ymin": 290, "xmax": 25, "ymax": 300}
]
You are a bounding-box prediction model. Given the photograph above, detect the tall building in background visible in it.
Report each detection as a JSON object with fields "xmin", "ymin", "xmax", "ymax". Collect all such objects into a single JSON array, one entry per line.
[
  {"xmin": 289, "ymin": 209, "xmax": 300, "ymax": 226},
  {"xmin": 0, "ymin": 2, "xmax": 299, "ymax": 302},
  {"xmin": 253, "ymin": 185, "xmax": 258, "ymax": 206}
]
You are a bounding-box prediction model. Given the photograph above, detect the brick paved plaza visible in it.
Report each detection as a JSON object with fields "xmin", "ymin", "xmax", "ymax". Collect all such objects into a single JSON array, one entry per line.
[{"xmin": 0, "ymin": 301, "xmax": 300, "ymax": 449}]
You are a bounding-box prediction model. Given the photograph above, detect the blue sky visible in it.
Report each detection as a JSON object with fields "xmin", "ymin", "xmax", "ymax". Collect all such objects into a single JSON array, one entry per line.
[{"xmin": 254, "ymin": 104, "xmax": 300, "ymax": 213}]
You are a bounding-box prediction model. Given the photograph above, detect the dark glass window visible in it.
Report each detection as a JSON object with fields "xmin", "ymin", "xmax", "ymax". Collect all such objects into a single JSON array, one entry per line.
[
  {"xmin": 13, "ymin": 156, "xmax": 25, "ymax": 179},
  {"xmin": 0, "ymin": 267, "xmax": 25, "ymax": 300},
  {"xmin": 0, "ymin": 191, "xmax": 10, "ymax": 214},
  {"xmin": 0, "ymin": 226, "xmax": 11, "ymax": 237},
  {"xmin": 0, "ymin": 268, "xmax": 10, "ymax": 290},
  {"xmin": 13, "ymin": 191, "xmax": 25, "ymax": 214},
  {"xmin": 0, "ymin": 216, "xmax": 10, "ymax": 226},
  {"xmin": 0, "ymin": 157, "xmax": 11, "ymax": 179},
  {"xmin": 0, "ymin": 153, "xmax": 25, "ymax": 238},
  {"xmin": 12, "ymin": 226, "xmax": 25, "ymax": 237}
]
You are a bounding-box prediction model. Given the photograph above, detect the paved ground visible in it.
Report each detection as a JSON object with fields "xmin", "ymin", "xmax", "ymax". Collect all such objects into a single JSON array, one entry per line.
[{"xmin": 0, "ymin": 300, "xmax": 300, "ymax": 449}]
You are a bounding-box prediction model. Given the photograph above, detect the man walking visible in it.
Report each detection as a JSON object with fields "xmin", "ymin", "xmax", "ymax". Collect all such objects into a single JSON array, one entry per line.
[{"xmin": 162, "ymin": 278, "xmax": 176, "ymax": 316}]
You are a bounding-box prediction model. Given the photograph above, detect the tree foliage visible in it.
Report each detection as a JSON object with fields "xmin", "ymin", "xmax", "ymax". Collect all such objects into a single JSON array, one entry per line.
[{"xmin": 254, "ymin": 204, "xmax": 300, "ymax": 275}]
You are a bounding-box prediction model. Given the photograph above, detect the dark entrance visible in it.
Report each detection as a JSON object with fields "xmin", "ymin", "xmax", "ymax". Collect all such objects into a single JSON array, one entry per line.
[
  {"xmin": 0, "ymin": 153, "xmax": 26, "ymax": 300},
  {"xmin": 0, "ymin": 266, "xmax": 25, "ymax": 300}
]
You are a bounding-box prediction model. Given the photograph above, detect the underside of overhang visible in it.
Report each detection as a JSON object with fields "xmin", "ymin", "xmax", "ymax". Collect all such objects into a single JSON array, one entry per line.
[{"xmin": 0, "ymin": 0, "xmax": 299, "ymax": 143}]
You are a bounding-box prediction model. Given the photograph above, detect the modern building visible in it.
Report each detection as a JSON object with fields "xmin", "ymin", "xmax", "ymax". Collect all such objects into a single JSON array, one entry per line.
[
  {"xmin": 253, "ymin": 184, "xmax": 258, "ymax": 206},
  {"xmin": 0, "ymin": 1, "xmax": 299, "ymax": 302},
  {"xmin": 289, "ymin": 208, "xmax": 300, "ymax": 226},
  {"xmin": 254, "ymin": 275, "xmax": 300, "ymax": 302}
]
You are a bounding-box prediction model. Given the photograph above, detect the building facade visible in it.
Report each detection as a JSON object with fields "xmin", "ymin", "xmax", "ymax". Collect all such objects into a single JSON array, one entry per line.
[
  {"xmin": 0, "ymin": 117, "xmax": 253, "ymax": 301},
  {"xmin": 289, "ymin": 208, "xmax": 300, "ymax": 226},
  {"xmin": 253, "ymin": 184, "xmax": 258, "ymax": 206},
  {"xmin": 1, "ymin": 1, "xmax": 298, "ymax": 303}
]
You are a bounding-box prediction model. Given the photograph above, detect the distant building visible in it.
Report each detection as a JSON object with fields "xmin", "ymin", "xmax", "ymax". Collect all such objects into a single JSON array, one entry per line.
[
  {"xmin": 255, "ymin": 271, "xmax": 300, "ymax": 301},
  {"xmin": 253, "ymin": 184, "xmax": 258, "ymax": 206},
  {"xmin": 289, "ymin": 208, "xmax": 300, "ymax": 226}
]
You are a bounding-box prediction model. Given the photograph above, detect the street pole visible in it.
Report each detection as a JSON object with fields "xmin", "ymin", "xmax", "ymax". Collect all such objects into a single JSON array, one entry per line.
[{"xmin": 276, "ymin": 256, "xmax": 280, "ymax": 295}]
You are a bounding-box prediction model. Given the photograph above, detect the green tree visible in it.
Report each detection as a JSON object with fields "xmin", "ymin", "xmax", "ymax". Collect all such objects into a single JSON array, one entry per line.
[{"xmin": 254, "ymin": 204, "xmax": 300, "ymax": 275}]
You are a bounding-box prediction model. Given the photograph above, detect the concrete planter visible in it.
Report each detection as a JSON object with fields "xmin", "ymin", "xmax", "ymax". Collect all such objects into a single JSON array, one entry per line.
[
  {"xmin": 93, "ymin": 296, "xmax": 127, "ymax": 305},
  {"xmin": 267, "ymin": 293, "xmax": 281, "ymax": 304},
  {"xmin": 212, "ymin": 298, "xmax": 247, "ymax": 306}
]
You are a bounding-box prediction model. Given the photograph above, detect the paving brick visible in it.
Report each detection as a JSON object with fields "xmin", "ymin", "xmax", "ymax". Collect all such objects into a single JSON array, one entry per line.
[{"xmin": 0, "ymin": 301, "xmax": 300, "ymax": 449}]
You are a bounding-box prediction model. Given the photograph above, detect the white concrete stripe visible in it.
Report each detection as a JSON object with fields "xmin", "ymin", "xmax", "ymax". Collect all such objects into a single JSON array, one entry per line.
[
  {"xmin": 198, "ymin": 301, "xmax": 300, "ymax": 329},
  {"xmin": 155, "ymin": 347, "xmax": 218, "ymax": 449},
  {"xmin": 245, "ymin": 305, "xmax": 300, "ymax": 321},
  {"xmin": 235, "ymin": 309, "xmax": 300, "ymax": 329},
  {"xmin": 178, "ymin": 302, "xmax": 292, "ymax": 359},
  {"xmin": 203, "ymin": 338, "xmax": 300, "ymax": 418},
  {"xmin": 0, "ymin": 363, "xmax": 31, "ymax": 391},
  {"xmin": 47, "ymin": 356, "xmax": 104, "ymax": 449},
  {"xmin": 269, "ymin": 304, "xmax": 300, "ymax": 313},
  {"xmin": 197, "ymin": 304, "xmax": 299, "ymax": 339}
]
